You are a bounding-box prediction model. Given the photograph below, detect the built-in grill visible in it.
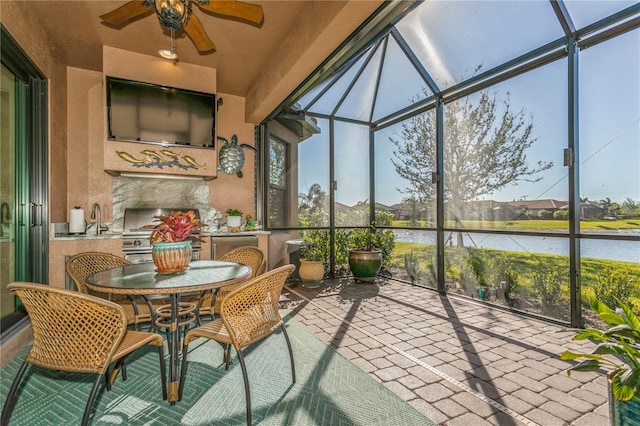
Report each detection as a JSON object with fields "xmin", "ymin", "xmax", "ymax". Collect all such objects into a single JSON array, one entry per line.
[{"xmin": 122, "ymin": 208, "xmax": 202, "ymax": 264}]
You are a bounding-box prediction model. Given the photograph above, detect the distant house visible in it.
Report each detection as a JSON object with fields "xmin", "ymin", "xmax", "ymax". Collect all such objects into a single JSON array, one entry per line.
[
  {"xmin": 388, "ymin": 202, "xmax": 432, "ymax": 221},
  {"xmin": 507, "ymin": 199, "xmax": 566, "ymax": 219},
  {"xmin": 557, "ymin": 201, "xmax": 606, "ymax": 219}
]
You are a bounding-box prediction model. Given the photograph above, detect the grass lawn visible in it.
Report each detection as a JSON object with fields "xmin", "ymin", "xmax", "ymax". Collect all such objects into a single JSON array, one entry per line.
[
  {"xmin": 388, "ymin": 241, "xmax": 640, "ymax": 312},
  {"xmin": 392, "ymin": 219, "xmax": 640, "ymax": 231}
]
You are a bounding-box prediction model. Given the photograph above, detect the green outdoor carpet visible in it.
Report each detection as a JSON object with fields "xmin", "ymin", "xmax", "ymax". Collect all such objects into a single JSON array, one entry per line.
[{"xmin": 1, "ymin": 316, "xmax": 434, "ymax": 425}]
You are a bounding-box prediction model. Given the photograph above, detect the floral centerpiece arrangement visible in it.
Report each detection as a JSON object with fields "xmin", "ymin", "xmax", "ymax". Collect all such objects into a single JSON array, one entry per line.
[
  {"xmin": 144, "ymin": 210, "xmax": 202, "ymax": 273},
  {"xmin": 145, "ymin": 210, "xmax": 202, "ymax": 243}
]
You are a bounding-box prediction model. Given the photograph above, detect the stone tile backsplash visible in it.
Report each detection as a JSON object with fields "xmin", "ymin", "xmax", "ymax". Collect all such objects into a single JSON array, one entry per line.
[{"xmin": 111, "ymin": 176, "xmax": 210, "ymax": 232}]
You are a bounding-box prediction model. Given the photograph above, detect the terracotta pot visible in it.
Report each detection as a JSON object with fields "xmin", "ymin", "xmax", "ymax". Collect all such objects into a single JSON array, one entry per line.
[
  {"xmin": 152, "ymin": 241, "xmax": 192, "ymax": 274},
  {"xmin": 299, "ymin": 259, "xmax": 324, "ymax": 288},
  {"xmin": 348, "ymin": 249, "xmax": 382, "ymax": 282}
]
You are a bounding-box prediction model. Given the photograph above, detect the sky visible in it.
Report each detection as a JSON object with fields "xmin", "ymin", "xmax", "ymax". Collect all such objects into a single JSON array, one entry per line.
[{"xmin": 296, "ymin": 0, "xmax": 639, "ymax": 207}]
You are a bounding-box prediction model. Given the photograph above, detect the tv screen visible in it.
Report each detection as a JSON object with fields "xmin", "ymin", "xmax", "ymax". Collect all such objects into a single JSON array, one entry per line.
[{"xmin": 106, "ymin": 76, "xmax": 215, "ymax": 148}]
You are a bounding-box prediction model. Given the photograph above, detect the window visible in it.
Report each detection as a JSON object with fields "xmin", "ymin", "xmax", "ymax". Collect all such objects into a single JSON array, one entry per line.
[{"xmin": 268, "ymin": 137, "xmax": 288, "ymax": 228}]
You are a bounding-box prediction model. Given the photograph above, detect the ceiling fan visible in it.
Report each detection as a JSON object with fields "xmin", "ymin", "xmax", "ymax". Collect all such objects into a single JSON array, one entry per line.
[{"xmin": 100, "ymin": 0, "xmax": 264, "ymax": 53}]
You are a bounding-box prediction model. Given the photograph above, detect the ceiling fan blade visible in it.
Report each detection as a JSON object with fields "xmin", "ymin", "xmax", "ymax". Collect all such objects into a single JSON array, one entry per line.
[
  {"xmin": 196, "ymin": 0, "xmax": 264, "ymax": 26},
  {"xmin": 184, "ymin": 14, "xmax": 216, "ymax": 53},
  {"xmin": 100, "ymin": 1, "xmax": 153, "ymax": 27}
]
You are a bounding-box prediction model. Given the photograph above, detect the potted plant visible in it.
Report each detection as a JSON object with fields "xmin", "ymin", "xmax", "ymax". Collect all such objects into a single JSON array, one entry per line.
[
  {"xmin": 245, "ymin": 214, "xmax": 257, "ymax": 230},
  {"xmin": 298, "ymin": 242, "xmax": 326, "ymax": 288},
  {"xmin": 226, "ymin": 208, "xmax": 243, "ymax": 229},
  {"xmin": 347, "ymin": 224, "xmax": 395, "ymax": 282},
  {"xmin": 560, "ymin": 297, "xmax": 640, "ymax": 425},
  {"xmin": 144, "ymin": 210, "xmax": 202, "ymax": 274}
]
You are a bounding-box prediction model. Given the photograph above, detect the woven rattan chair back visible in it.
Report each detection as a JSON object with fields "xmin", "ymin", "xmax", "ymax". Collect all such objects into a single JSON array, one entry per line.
[
  {"xmin": 65, "ymin": 252, "xmax": 158, "ymax": 327},
  {"xmin": 2, "ymin": 282, "xmax": 167, "ymax": 426},
  {"xmin": 196, "ymin": 246, "xmax": 266, "ymax": 320},
  {"xmin": 179, "ymin": 265, "xmax": 295, "ymax": 425},
  {"xmin": 220, "ymin": 264, "xmax": 294, "ymax": 349},
  {"xmin": 8, "ymin": 282, "xmax": 127, "ymax": 373},
  {"xmin": 218, "ymin": 246, "xmax": 265, "ymax": 279},
  {"xmin": 65, "ymin": 251, "xmax": 131, "ymax": 294}
]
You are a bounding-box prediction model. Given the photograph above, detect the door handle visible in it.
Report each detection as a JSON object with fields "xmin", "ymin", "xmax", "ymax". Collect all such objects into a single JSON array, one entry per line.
[{"xmin": 30, "ymin": 203, "xmax": 43, "ymax": 227}]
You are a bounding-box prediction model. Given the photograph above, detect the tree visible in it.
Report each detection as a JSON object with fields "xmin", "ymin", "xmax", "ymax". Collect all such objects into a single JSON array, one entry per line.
[
  {"xmin": 299, "ymin": 183, "xmax": 327, "ymax": 214},
  {"xmin": 620, "ymin": 197, "xmax": 640, "ymax": 217},
  {"xmin": 298, "ymin": 183, "xmax": 328, "ymax": 226},
  {"xmin": 390, "ymin": 90, "xmax": 552, "ymax": 223},
  {"xmin": 269, "ymin": 139, "xmax": 286, "ymax": 187},
  {"xmin": 599, "ymin": 197, "xmax": 612, "ymax": 210}
]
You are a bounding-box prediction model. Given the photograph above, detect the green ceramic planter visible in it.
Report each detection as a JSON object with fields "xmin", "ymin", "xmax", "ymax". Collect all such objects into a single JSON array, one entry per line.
[
  {"xmin": 348, "ymin": 249, "xmax": 382, "ymax": 282},
  {"xmin": 609, "ymin": 378, "xmax": 640, "ymax": 425}
]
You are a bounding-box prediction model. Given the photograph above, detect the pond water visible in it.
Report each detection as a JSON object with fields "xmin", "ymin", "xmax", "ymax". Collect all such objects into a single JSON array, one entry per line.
[{"xmin": 394, "ymin": 229, "xmax": 640, "ymax": 264}]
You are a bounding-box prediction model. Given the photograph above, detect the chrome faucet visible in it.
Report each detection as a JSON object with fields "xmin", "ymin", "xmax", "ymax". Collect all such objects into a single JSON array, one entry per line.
[{"xmin": 90, "ymin": 203, "xmax": 108, "ymax": 235}]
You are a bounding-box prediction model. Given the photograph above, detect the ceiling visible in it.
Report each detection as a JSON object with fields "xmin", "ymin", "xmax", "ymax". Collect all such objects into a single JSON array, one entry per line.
[{"xmin": 21, "ymin": 1, "xmax": 383, "ymax": 99}]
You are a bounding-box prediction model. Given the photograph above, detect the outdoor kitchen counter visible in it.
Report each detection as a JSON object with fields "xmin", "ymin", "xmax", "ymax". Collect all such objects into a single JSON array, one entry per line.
[
  {"xmin": 51, "ymin": 232, "xmax": 123, "ymax": 240},
  {"xmin": 48, "ymin": 229, "xmax": 271, "ymax": 289},
  {"xmin": 50, "ymin": 230, "xmax": 271, "ymax": 240}
]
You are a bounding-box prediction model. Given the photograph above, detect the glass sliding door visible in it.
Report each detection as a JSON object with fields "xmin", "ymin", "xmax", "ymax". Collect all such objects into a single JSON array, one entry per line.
[
  {"xmin": 0, "ymin": 64, "xmax": 19, "ymax": 322},
  {"xmin": 1, "ymin": 26, "xmax": 48, "ymax": 333}
]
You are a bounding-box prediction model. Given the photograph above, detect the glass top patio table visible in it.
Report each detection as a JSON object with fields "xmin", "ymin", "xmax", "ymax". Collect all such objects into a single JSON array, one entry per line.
[
  {"xmin": 85, "ymin": 260, "xmax": 251, "ymax": 295},
  {"xmin": 85, "ymin": 260, "xmax": 251, "ymax": 403}
]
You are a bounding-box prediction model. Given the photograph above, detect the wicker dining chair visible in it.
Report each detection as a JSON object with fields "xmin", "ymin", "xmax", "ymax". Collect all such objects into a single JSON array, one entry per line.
[
  {"xmin": 194, "ymin": 246, "xmax": 266, "ymax": 322},
  {"xmin": 1, "ymin": 282, "xmax": 167, "ymax": 426},
  {"xmin": 178, "ymin": 264, "xmax": 295, "ymax": 425},
  {"xmin": 66, "ymin": 252, "xmax": 164, "ymax": 328}
]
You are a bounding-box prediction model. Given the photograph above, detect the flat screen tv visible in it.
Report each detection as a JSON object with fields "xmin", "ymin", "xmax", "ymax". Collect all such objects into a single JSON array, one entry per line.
[{"xmin": 106, "ymin": 76, "xmax": 215, "ymax": 148}]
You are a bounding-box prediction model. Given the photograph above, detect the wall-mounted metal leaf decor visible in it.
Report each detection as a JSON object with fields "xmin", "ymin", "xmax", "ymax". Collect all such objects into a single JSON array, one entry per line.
[{"xmin": 116, "ymin": 150, "xmax": 207, "ymax": 170}]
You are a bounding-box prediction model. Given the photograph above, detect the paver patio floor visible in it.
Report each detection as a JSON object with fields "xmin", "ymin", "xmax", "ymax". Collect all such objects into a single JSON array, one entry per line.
[{"xmin": 281, "ymin": 276, "xmax": 610, "ymax": 426}]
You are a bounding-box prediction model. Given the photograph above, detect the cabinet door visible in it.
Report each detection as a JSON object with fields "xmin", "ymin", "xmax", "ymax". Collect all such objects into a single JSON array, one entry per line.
[
  {"xmin": 212, "ymin": 236, "xmax": 258, "ymax": 259},
  {"xmin": 199, "ymin": 236, "xmax": 212, "ymax": 260}
]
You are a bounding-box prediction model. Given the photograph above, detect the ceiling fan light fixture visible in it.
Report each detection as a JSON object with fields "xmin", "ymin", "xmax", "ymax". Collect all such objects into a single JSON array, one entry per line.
[
  {"xmin": 158, "ymin": 49, "xmax": 178, "ymax": 60},
  {"xmin": 158, "ymin": 28, "xmax": 178, "ymax": 60},
  {"xmin": 154, "ymin": 0, "xmax": 190, "ymax": 29}
]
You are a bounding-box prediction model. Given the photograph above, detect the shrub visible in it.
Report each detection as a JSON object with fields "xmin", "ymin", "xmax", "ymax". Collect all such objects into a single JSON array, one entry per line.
[
  {"xmin": 553, "ymin": 209, "xmax": 569, "ymax": 219},
  {"xmin": 375, "ymin": 210, "xmax": 395, "ymax": 226},
  {"xmin": 403, "ymin": 251, "xmax": 417, "ymax": 282},
  {"xmin": 446, "ymin": 264, "xmax": 461, "ymax": 282},
  {"xmin": 486, "ymin": 254, "xmax": 520, "ymax": 298},
  {"xmin": 465, "ymin": 249, "xmax": 487, "ymax": 286},
  {"xmin": 538, "ymin": 209, "xmax": 553, "ymax": 219},
  {"xmin": 532, "ymin": 265, "xmax": 564, "ymax": 313},
  {"xmin": 592, "ymin": 266, "xmax": 634, "ymax": 308}
]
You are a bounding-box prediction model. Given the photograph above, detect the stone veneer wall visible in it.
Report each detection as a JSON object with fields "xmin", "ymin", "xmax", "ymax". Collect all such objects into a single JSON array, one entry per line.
[{"xmin": 111, "ymin": 177, "xmax": 210, "ymax": 232}]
